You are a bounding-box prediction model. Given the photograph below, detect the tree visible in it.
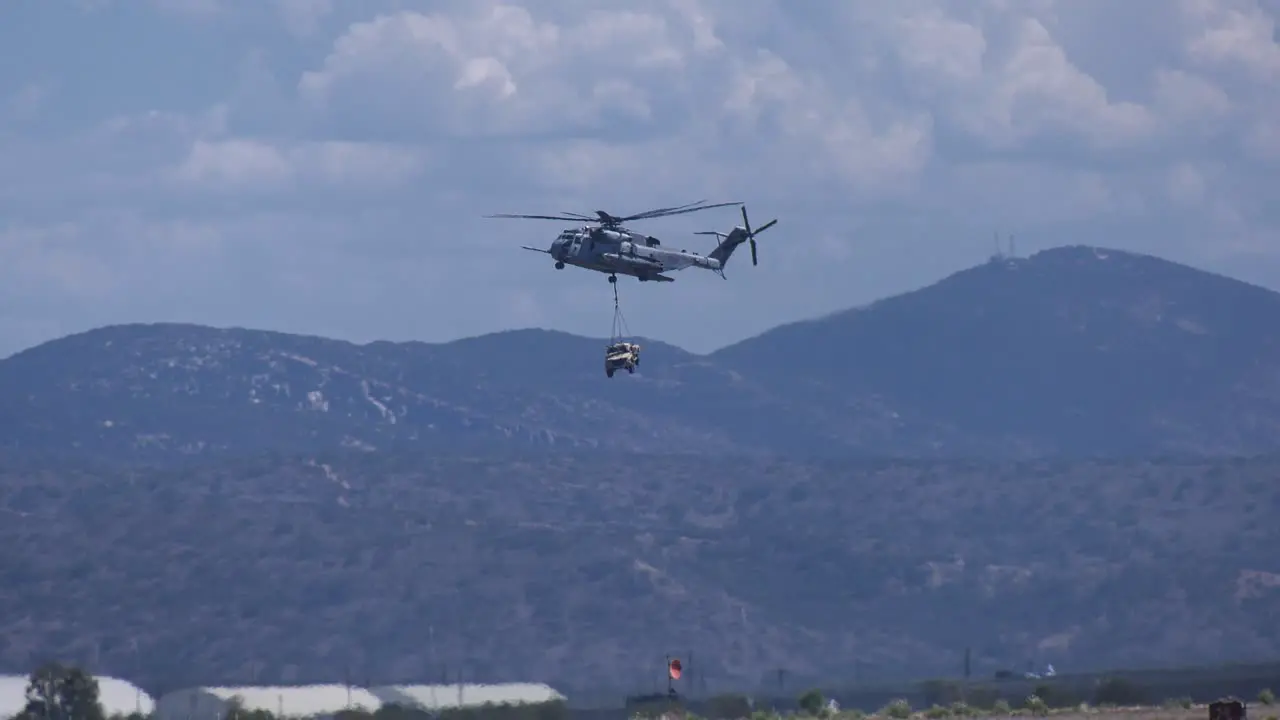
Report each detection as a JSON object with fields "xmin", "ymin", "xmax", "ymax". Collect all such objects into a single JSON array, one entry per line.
[
  {"xmin": 797, "ymin": 689, "xmax": 825, "ymax": 716},
  {"xmin": 880, "ymin": 699, "xmax": 911, "ymax": 719},
  {"xmin": 222, "ymin": 695, "xmax": 276, "ymax": 720},
  {"xmin": 20, "ymin": 662, "xmax": 105, "ymax": 720}
]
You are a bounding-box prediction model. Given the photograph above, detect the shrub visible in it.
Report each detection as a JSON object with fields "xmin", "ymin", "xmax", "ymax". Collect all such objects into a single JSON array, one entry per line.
[
  {"xmin": 992, "ymin": 700, "xmax": 1012, "ymax": 716},
  {"xmin": 881, "ymin": 699, "xmax": 911, "ymax": 719},
  {"xmin": 798, "ymin": 689, "xmax": 826, "ymax": 716},
  {"xmin": 1024, "ymin": 695, "xmax": 1048, "ymax": 717},
  {"xmin": 1260, "ymin": 688, "xmax": 1276, "ymax": 706}
]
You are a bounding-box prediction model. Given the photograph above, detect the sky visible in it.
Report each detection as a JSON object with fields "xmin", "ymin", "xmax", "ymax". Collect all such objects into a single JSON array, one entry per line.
[{"xmin": 1, "ymin": 0, "xmax": 1278, "ymax": 356}]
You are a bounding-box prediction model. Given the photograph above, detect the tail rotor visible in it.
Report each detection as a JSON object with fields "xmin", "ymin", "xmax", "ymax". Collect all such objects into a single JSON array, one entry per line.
[
  {"xmin": 738, "ymin": 205, "xmax": 777, "ymax": 266},
  {"xmin": 694, "ymin": 204, "xmax": 778, "ymax": 277}
]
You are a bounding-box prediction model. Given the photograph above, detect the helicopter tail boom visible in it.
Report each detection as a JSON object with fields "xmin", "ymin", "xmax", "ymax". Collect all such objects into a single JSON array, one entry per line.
[
  {"xmin": 706, "ymin": 228, "xmax": 749, "ymax": 267},
  {"xmin": 699, "ymin": 205, "xmax": 778, "ymax": 272}
]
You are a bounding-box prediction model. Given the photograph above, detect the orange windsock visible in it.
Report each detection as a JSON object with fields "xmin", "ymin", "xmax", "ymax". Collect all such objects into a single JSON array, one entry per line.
[{"xmin": 668, "ymin": 659, "xmax": 683, "ymax": 680}]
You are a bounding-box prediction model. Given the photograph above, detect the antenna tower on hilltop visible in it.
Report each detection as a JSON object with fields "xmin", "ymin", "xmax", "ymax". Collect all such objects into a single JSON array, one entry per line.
[{"xmin": 989, "ymin": 231, "xmax": 1018, "ymax": 263}]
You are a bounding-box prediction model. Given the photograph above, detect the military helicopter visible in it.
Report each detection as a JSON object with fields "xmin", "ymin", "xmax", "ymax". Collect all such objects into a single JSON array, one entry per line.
[{"xmin": 485, "ymin": 200, "xmax": 778, "ymax": 283}]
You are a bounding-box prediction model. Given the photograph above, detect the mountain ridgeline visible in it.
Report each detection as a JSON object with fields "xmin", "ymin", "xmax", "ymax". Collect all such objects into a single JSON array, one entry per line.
[
  {"xmin": 2, "ymin": 245, "xmax": 1280, "ymax": 696},
  {"xmin": 3, "ymin": 245, "xmax": 1280, "ymax": 460}
]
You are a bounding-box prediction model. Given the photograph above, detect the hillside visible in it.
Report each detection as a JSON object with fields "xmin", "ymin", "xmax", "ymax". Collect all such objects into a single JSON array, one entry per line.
[
  {"xmin": 2, "ymin": 244, "xmax": 1280, "ymax": 459},
  {"xmin": 712, "ymin": 245, "xmax": 1280, "ymax": 456},
  {"xmin": 0, "ymin": 452, "xmax": 1277, "ymax": 696}
]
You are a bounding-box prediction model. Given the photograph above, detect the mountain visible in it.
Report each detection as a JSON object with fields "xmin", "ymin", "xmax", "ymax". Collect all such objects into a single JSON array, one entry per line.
[
  {"xmin": 713, "ymin": 245, "xmax": 1280, "ymax": 456},
  {"xmin": 1, "ymin": 452, "xmax": 1277, "ymax": 696},
  {"xmin": 3, "ymin": 245, "xmax": 1280, "ymax": 460},
  {"xmin": 4, "ymin": 245, "xmax": 1280, "ymax": 697}
]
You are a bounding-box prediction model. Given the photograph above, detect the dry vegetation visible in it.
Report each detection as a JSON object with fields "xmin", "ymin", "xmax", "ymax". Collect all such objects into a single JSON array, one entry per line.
[
  {"xmin": 2, "ymin": 452, "xmax": 1278, "ymax": 697},
  {"xmin": 775, "ymin": 708, "xmax": 1207, "ymax": 720}
]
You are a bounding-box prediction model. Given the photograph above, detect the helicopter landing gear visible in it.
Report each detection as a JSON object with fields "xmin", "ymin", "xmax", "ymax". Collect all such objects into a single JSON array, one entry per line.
[
  {"xmin": 555, "ymin": 261, "xmax": 565, "ymax": 270},
  {"xmin": 608, "ymin": 274, "xmax": 617, "ymax": 284}
]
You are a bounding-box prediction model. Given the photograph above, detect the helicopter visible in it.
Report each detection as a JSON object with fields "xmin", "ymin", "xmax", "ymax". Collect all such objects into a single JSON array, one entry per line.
[{"xmin": 485, "ymin": 200, "xmax": 778, "ymax": 283}]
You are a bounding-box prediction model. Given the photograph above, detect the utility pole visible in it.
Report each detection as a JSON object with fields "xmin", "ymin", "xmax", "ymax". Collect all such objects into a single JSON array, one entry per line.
[
  {"xmin": 688, "ymin": 651, "xmax": 695, "ymax": 698},
  {"xmin": 665, "ymin": 655, "xmax": 672, "ymax": 697}
]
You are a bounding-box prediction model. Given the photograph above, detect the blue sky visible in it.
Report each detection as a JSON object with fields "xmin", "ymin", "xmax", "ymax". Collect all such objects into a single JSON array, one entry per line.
[{"xmin": 2, "ymin": 0, "xmax": 1278, "ymax": 356}]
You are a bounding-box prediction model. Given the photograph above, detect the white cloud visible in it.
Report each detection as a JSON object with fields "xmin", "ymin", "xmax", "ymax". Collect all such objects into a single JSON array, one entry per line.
[
  {"xmin": 2, "ymin": 0, "xmax": 1279, "ymax": 357},
  {"xmin": 176, "ymin": 139, "xmax": 296, "ymax": 188},
  {"xmin": 296, "ymin": 6, "xmax": 697, "ymax": 139},
  {"xmin": 1183, "ymin": 0, "xmax": 1280, "ymax": 80},
  {"xmin": 1152, "ymin": 69, "xmax": 1234, "ymax": 130}
]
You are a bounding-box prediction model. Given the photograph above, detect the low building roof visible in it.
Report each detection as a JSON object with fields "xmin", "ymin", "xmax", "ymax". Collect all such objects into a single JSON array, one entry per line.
[{"xmin": 370, "ymin": 683, "xmax": 565, "ymax": 710}]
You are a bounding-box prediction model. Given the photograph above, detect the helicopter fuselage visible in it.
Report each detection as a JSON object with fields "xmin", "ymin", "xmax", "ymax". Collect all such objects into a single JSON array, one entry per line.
[{"xmin": 546, "ymin": 227, "xmax": 724, "ymax": 282}]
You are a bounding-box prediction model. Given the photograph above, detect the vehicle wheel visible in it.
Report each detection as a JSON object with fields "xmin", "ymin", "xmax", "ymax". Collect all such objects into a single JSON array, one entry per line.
[
  {"xmin": 606, "ymin": 368, "xmax": 614, "ymax": 378},
  {"xmin": 627, "ymin": 366, "xmax": 635, "ymax": 374},
  {"xmin": 555, "ymin": 261, "xmax": 565, "ymax": 269},
  {"xmin": 608, "ymin": 275, "xmax": 616, "ymax": 284}
]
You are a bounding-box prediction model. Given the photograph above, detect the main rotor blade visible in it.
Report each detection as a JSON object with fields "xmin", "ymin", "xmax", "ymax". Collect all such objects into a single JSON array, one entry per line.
[
  {"xmin": 485, "ymin": 213, "xmax": 584, "ymax": 221},
  {"xmin": 623, "ymin": 199, "xmax": 709, "ymax": 220},
  {"xmin": 623, "ymin": 201, "xmax": 742, "ymax": 222}
]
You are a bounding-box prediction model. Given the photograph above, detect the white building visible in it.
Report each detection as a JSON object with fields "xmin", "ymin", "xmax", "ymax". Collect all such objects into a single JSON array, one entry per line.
[
  {"xmin": 0, "ymin": 674, "xmax": 155, "ymax": 717},
  {"xmin": 155, "ymin": 684, "xmax": 383, "ymax": 720},
  {"xmin": 370, "ymin": 683, "xmax": 565, "ymax": 711},
  {"xmin": 0, "ymin": 675, "xmax": 32, "ymax": 720}
]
